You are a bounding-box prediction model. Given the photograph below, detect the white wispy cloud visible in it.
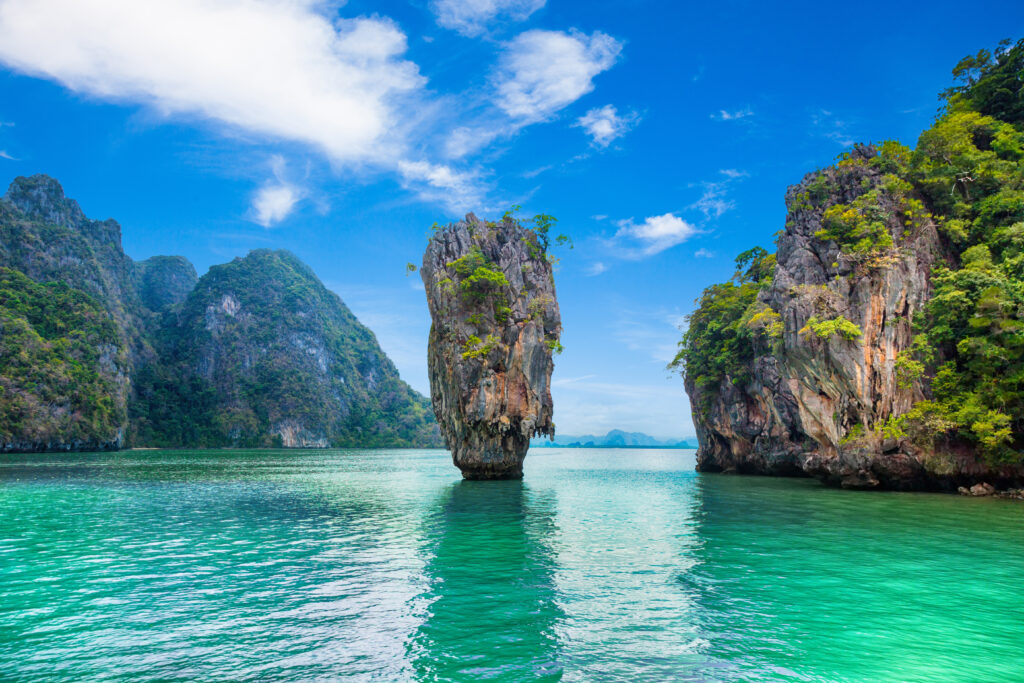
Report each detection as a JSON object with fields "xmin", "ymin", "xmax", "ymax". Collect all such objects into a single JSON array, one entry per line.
[
  {"xmin": 444, "ymin": 125, "xmax": 503, "ymax": 160},
  {"xmin": 689, "ymin": 182, "xmax": 733, "ymax": 220},
  {"xmin": 397, "ymin": 160, "xmax": 487, "ymax": 213},
  {"xmin": 586, "ymin": 261, "xmax": 608, "ymax": 276},
  {"xmin": 0, "ymin": 150, "xmax": 15, "ymax": 160},
  {"xmin": 694, "ymin": 248, "xmax": 714, "ymax": 258},
  {"xmin": 0, "ymin": 2, "xmax": 624, "ymax": 213},
  {"xmin": 250, "ymin": 155, "xmax": 302, "ymax": 227},
  {"xmin": 812, "ymin": 109, "xmax": 856, "ymax": 147},
  {"xmin": 688, "ymin": 168, "xmax": 749, "ymax": 220},
  {"xmin": 494, "ymin": 29, "xmax": 621, "ymax": 123},
  {"xmin": 615, "ymin": 213, "xmax": 697, "ymax": 257},
  {"xmin": 613, "ymin": 307, "xmax": 688, "ymax": 363},
  {"xmin": 431, "ymin": 0, "xmax": 545, "ymax": 37},
  {"xmin": 0, "ymin": 1, "xmax": 424, "ymax": 165},
  {"xmin": 711, "ymin": 106, "xmax": 753, "ymax": 121},
  {"xmin": 575, "ymin": 104, "xmax": 640, "ymax": 147},
  {"xmin": 253, "ymin": 184, "xmax": 299, "ymax": 227}
]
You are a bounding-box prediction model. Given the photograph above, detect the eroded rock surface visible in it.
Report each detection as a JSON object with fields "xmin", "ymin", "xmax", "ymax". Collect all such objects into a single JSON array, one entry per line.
[
  {"xmin": 687, "ymin": 146, "xmax": 1024, "ymax": 490},
  {"xmin": 422, "ymin": 214, "xmax": 561, "ymax": 479}
]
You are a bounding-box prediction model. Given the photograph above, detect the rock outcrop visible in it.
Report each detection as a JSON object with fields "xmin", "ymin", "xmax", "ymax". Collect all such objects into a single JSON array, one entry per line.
[
  {"xmin": 686, "ymin": 146, "xmax": 1024, "ymax": 490},
  {"xmin": 0, "ymin": 174, "xmax": 442, "ymax": 451},
  {"xmin": 422, "ymin": 214, "xmax": 561, "ymax": 479},
  {"xmin": 132, "ymin": 249, "xmax": 441, "ymax": 448}
]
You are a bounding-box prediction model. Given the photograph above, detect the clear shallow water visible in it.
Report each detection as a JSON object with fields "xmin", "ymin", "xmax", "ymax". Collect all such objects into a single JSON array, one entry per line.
[{"xmin": 0, "ymin": 449, "xmax": 1022, "ymax": 682}]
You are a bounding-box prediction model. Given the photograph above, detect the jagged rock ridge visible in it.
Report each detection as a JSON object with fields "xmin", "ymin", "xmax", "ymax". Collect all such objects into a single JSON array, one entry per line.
[
  {"xmin": 422, "ymin": 214, "xmax": 561, "ymax": 479},
  {"xmin": 0, "ymin": 174, "xmax": 440, "ymax": 451}
]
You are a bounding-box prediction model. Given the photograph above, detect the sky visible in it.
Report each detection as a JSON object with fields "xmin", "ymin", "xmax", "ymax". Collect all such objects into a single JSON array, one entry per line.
[{"xmin": 0, "ymin": 0, "xmax": 1021, "ymax": 439}]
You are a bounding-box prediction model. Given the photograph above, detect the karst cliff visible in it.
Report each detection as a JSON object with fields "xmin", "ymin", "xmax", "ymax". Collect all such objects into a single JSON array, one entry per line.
[
  {"xmin": 422, "ymin": 214, "xmax": 562, "ymax": 479},
  {"xmin": 0, "ymin": 174, "xmax": 440, "ymax": 451},
  {"xmin": 676, "ymin": 41, "xmax": 1024, "ymax": 490}
]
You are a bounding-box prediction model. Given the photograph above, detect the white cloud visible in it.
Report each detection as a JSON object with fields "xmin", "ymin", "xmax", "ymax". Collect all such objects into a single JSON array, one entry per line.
[
  {"xmin": 398, "ymin": 160, "xmax": 487, "ymax": 213},
  {"xmin": 586, "ymin": 261, "xmax": 608, "ymax": 276},
  {"xmin": 431, "ymin": 0, "xmax": 545, "ymax": 37},
  {"xmin": 444, "ymin": 125, "xmax": 503, "ymax": 159},
  {"xmin": 250, "ymin": 155, "xmax": 302, "ymax": 227},
  {"xmin": 494, "ymin": 29, "xmax": 621, "ymax": 123},
  {"xmin": 575, "ymin": 104, "xmax": 639, "ymax": 147},
  {"xmin": 711, "ymin": 107, "xmax": 753, "ymax": 121},
  {"xmin": 0, "ymin": 150, "xmax": 15, "ymax": 160},
  {"xmin": 812, "ymin": 109, "xmax": 856, "ymax": 147},
  {"xmin": 253, "ymin": 184, "xmax": 299, "ymax": 227},
  {"xmin": 688, "ymin": 168, "xmax": 749, "ymax": 221},
  {"xmin": 615, "ymin": 213, "xmax": 697, "ymax": 257},
  {"xmin": 694, "ymin": 248, "xmax": 714, "ymax": 258},
  {"xmin": 0, "ymin": 0, "xmax": 422, "ymax": 165},
  {"xmin": 689, "ymin": 182, "xmax": 733, "ymax": 220}
]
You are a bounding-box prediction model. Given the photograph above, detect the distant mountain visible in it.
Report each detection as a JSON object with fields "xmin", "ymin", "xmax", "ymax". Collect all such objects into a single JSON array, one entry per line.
[
  {"xmin": 531, "ymin": 429, "xmax": 696, "ymax": 449},
  {"xmin": 133, "ymin": 249, "xmax": 439, "ymax": 448},
  {"xmin": 0, "ymin": 174, "xmax": 441, "ymax": 451}
]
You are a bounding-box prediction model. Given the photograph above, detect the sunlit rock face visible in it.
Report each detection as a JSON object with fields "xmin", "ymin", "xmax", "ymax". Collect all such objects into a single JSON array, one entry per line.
[
  {"xmin": 689, "ymin": 146, "xmax": 951, "ymax": 489},
  {"xmin": 422, "ymin": 214, "xmax": 561, "ymax": 479}
]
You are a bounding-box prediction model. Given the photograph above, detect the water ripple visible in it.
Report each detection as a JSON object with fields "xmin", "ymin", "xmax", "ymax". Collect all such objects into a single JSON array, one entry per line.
[{"xmin": 0, "ymin": 449, "xmax": 1021, "ymax": 681}]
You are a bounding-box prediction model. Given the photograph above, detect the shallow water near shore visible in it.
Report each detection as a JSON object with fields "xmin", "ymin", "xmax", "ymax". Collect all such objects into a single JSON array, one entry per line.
[{"xmin": 1, "ymin": 448, "xmax": 1022, "ymax": 681}]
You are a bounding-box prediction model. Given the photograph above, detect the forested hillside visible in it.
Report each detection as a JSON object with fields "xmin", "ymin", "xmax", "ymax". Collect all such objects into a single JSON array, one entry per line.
[{"xmin": 0, "ymin": 175, "xmax": 440, "ymax": 451}]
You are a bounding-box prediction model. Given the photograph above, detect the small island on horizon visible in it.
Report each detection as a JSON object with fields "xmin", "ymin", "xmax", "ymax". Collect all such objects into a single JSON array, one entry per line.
[{"xmin": 531, "ymin": 429, "xmax": 697, "ymax": 449}]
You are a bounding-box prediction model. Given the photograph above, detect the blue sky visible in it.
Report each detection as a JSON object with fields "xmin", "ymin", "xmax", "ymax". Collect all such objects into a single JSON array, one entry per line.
[{"xmin": 0, "ymin": 0, "xmax": 1021, "ymax": 438}]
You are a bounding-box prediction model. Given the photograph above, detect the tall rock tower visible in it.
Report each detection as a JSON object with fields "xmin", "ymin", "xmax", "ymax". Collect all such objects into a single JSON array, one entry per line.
[{"xmin": 421, "ymin": 213, "xmax": 562, "ymax": 479}]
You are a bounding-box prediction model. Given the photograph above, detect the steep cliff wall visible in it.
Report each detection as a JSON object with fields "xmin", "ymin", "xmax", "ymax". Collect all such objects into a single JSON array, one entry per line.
[
  {"xmin": 0, "ymin": 176, "xmax": 141, "ymax": 451},
  {"xmin": 422, "ymin": 214, "xmax": 561, "ymax": 479},
  {"xmin": 687, "ymin": 146, "xmax": 955, "ymax": 488},
  {"xmin": 684, "ymin": 139, "xmax": 1024, "ymax": 490},
  {"xmin": 0, "ymin": 174, "xmax": 441, "ymax": 451},
  {"xmin": 133, "ymin": 249, "xmax": 440, "ymax": 448}
]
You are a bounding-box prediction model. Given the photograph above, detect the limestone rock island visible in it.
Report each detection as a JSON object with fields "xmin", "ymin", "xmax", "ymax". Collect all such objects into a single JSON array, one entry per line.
[{"xmin": 422, "ymin": 213, "xmax": 562, "ymax": 479}]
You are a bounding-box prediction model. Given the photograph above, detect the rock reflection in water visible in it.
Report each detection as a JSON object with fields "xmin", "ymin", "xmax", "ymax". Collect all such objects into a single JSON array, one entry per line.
[{"xmin": 409, "ymin": 480, "xmax": 562, "ymax": 681}]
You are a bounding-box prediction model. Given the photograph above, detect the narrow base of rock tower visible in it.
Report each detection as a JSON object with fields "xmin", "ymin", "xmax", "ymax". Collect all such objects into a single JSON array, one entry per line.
[{"xmin": 452, "ymin": 432, "xmax": 529, "ymax": 480}]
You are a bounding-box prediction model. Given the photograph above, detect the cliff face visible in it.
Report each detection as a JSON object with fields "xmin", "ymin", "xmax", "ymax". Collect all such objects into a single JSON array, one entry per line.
[
  {"xmin": 133, "ymin": 249, "xmax": 441, "ymax": 448},
  {"xmin": 0, "ymin": 174, "xmax": 440, "ymax": 451},
  {"xmin": 422, "ymin": 214, "xmax": 561, "ymax": 479},
  {"xmin": 686, "ymin": 145, "xmax": 1024, "ymax": 490},
  {"xmin": 0, "ymin": 176, "xmax": 140, "ymax": 451}
]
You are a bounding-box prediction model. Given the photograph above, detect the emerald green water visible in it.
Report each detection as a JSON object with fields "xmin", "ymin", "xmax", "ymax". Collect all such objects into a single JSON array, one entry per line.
[{"xmin": 1, "ymin": 449, "xmax": 1021, "ymax": 681}]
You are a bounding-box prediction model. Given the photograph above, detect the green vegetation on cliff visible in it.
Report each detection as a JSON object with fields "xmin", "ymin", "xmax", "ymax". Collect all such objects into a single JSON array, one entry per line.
[
  {"xmin": 0, "ymin": 267, "xmax": 126, "ymax": 448},
  {"xmin": 0, "ymin": 175, "xmax": 440, "ymax": 451},
  {"xmin": 669, "ymin": 247, "xmax": 775, "ymax": 398},
  {"xmin": 675, "ymin": 38, "xmax": 1024, "ymax": 465},
  {"xmin": 133, "ymin": 249, "xmax": 440, "ymax": 448}
]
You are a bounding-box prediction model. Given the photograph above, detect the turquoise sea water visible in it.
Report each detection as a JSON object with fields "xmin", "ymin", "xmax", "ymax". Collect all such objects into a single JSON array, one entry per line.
[{"xmin": 1, "ymin": 448, "xmax": 1022, "ymax": 682}]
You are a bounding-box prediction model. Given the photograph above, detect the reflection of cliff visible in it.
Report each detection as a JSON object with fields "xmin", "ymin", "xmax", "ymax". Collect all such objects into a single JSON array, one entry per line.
[{"xmin": 410, "ymin": 481, "xmax": 562, "ymax": 681}]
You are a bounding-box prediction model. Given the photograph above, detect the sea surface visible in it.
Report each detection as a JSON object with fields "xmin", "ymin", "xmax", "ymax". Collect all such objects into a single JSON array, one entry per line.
[{"xmin": 1, "ymin": 448, "xmax": 1022, "ymax": 682}]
